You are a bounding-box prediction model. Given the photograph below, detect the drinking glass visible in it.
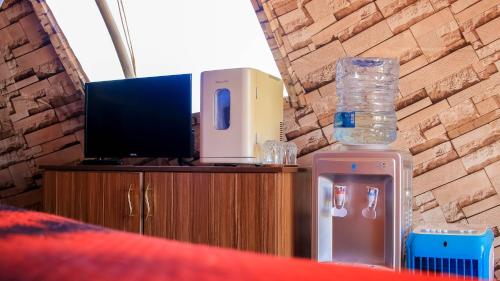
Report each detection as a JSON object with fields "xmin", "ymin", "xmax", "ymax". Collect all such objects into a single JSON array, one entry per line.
[
  {"xmin": 262, "ymin": 140, "xmax": 285, "ymax": 165},
  {"xmin": 283, "ymin": 142, "xmax": 297, "ymax": 165},
  {"xmin": 262, "ymin": 140, "xmax": 276, "ymax": 164},
  {"xmin": 274, "ymin": 141, "xmax": 284, "ymax": 164}
]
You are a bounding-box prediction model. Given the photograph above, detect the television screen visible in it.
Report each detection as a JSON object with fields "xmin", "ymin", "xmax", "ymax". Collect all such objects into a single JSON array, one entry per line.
[{"xmin": 84, "ymin": 74, "xmax": 192, "ymax": 158}]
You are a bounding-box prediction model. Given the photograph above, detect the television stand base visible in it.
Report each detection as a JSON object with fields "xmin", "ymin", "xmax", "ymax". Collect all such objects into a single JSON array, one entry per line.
[{"xmin": 80, "ymin": 159, "xmax": 123, "ymax": 165}]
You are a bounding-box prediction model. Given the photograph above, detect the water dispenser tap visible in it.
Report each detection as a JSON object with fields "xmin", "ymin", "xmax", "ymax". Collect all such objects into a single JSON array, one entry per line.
[
  {"xmin": 362, "ymin": 186, "xmax": 379, "ymax": 220},
  {"xmin": 333, "ymin": 185, "xmax": 348, "ymax": 217}
]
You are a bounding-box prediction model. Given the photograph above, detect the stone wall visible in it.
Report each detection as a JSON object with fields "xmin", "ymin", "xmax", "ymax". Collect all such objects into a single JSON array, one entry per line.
[
  {"xmin": 252, "ymin": 0, "xmax": 500, "ymax": 276},
  {"xmin": 0, "ymin": 0, "xmax": 87, "ymax": 209}
]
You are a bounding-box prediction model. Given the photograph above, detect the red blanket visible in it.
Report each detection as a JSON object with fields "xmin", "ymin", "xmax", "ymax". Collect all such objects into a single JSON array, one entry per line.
[{"xmin": 0, "ymin": 204, "xmax": 453, "ymax": 281}]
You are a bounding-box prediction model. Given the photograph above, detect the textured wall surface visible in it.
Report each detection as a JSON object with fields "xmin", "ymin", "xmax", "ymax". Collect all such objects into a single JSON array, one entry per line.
[
  {"xmin": 0, "ymin": 0, "xmax": 87, "ymax": 209},
  {"xmin": 252, "ymin": 0, "xmax": 500, "ymax": 276}
]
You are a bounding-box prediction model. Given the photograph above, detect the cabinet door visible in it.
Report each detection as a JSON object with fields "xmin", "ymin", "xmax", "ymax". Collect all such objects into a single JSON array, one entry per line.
[
  {"xmin": 53, "ymin": 171, "xmax": 79, "ymax": 219},
  {"xmin": 143, "ymin": 172, "xmax": 174, "ymax": 238},
  {"xmin": 102, "ymin": 172, "xmax": 142, "ymax": 233},
  {"xmin": 236, "ymin": 173, "xmax": 272, "ymax": 253},
  {"xmin": 42, "ymin": 171, "xmax": 58, "ymax": 214},
  {"xmin": 211, "ymin": 173, "xmax": 237, "ymax": 248},
  {"xmin": 43, "ymin": 171, "xmax": 141, "ymax": 233},
  {"xmin": 144, "ymin": 172, "xmax": 214, "ymax": 244},
  {"xmin": 75, "ymin": 172, "xmax": 104, "ymax": 226},
  {"xmin": 172, "ymin": 173, "xmax": 213, "ymax": 244},
  {"xmin": 235, "ymin": 172, "xmax": 292, "ymax": 256},
  {"xmin": 43, "ymin": 171, "xmax": 81, "ymax": 220}
]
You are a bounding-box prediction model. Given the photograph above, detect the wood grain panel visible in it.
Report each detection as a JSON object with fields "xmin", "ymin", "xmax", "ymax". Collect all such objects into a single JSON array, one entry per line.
[
  {"xmin": 260, "ymin": 173, "xmax": 278, "ymax": 255},
  {"xmin": 211, "ymin": 173, "xmax": 237, "ymax": 248},
  {"xmin": 75, "ymin": 172, "xmax": 104, "ymax": 226},
  {"xmin": 55, "ymin": 171, "xmax": 79, "ymax": 219},
  {"xmin": 143, "ymin": 172, "xmax": 174, "ymax": 239},
  {"xmin": 172, "ymin": 173, "xmax": 192, "ymax": 242},
  {"xmin": 172, "ymin": 173, "xmax": 213, "ymax": 243},
  {"xmin": 42, "ymin": 171, "xmax": 57, "ymax": 214},
  {"xmin": 291, "ymin": 171, "xmax": 312, "ymax": 258},
  {"xmin": 190, "ymin": 173, "xmax": 213, "ymax": 244},
  {"xmin": 102, "ymin": 172, "xmax": 142, "ymax": 233},
  {"xmin": 236, "ymin": 173, "xmax": 264, "ymax": 253},
  {"xmin": 277, "ymin": 173, "xmax": 293, "ymax": 257}
]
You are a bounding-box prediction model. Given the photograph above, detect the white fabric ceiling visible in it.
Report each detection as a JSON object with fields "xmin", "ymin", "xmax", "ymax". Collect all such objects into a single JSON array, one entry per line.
[{"xmin": 45, "ymin": 0, "xmax": 283, "ymax": 112}]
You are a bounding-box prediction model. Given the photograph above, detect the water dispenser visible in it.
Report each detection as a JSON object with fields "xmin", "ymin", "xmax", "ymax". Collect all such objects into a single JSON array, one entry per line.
[{"xmin": 312, "ymin": 146, "xmax": 413, "ymax": 270}]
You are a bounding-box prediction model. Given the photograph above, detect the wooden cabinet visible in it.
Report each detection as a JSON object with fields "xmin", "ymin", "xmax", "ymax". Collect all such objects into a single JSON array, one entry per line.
[
  {"xmin": 43, "ymin": 171, "xmax": 142, "ymax": 233},
  {"xmin": 42, "ymin": 166, "xmax": 311, "ymax": 257}
]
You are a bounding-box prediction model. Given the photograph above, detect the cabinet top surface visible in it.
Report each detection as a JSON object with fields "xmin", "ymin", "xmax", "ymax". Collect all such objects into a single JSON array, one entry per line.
[{"xmin": 40, "ymin": 165, "xmax": 310, "ymax": 173}]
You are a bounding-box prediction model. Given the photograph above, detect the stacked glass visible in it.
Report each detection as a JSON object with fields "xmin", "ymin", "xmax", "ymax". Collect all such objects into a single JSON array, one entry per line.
[{"xmin": 262, "ymin": 141, "xmax": 297, "ymax": 165}]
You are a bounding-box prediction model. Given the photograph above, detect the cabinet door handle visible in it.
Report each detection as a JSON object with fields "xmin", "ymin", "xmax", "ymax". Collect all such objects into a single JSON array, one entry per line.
[
  {"xmin": 145, "ymin": 184, "xmax": 152, "ymax": 219},
  {"xmin": 127, "ymin": 184, "xmax": 134, "ymax": 217}
]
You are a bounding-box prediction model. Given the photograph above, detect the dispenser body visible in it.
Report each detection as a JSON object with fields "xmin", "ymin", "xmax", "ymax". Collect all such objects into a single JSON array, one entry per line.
[
  {"xmin": 312, "ymin": 148, "xmax": 412, "ymax": 270},
  {"xmin": 200, "ymin": 68, "xmax": 283, "ymax": 164}
]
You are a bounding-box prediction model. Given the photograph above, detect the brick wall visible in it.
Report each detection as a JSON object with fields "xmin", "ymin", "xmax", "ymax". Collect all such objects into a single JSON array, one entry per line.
[
  {"xmin": 252, "ymin": 0, "xmax": 500, "ymax": 275},
  {"xmin": 0, "ymin": 0, "xmax": 87, "ymax": 209}
]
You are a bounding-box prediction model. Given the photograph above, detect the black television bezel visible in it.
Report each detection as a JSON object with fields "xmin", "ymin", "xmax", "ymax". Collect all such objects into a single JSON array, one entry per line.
[{"xmin": 83, "ymin": 74, "xmax": 193, "ymax": 159}]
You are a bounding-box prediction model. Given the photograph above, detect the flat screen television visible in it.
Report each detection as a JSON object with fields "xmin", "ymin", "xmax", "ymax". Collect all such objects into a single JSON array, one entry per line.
[{"xmin": 84, "ymin": 74, "xmax": 193, "ymax": 159}]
